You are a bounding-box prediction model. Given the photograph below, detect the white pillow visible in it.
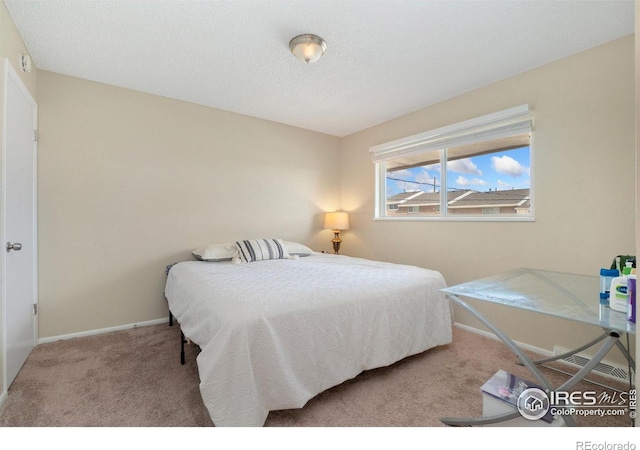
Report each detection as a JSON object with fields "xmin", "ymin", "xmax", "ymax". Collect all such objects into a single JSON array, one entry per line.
[
  {"xmin": 283, "ymin": 241, "xmax": 314, "ymax": 256},
  {"xmin": 235, "ymin": 239, "xmax": 289, "ymax": 263},
  {"xmin": 192, "ymin": 243, "xmax": 237, "ymax": 262}
]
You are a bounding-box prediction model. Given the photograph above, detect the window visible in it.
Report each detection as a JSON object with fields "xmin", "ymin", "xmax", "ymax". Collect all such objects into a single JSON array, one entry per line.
[{"xmin": 371, "ymin": 105, "xmax": 534, "ymax": 221}]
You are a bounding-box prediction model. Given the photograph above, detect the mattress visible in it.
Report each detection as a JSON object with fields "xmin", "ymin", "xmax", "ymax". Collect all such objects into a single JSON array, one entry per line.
[{"xmin": 164, "ymin": 252, "xmax": 452, "ymax": 426}]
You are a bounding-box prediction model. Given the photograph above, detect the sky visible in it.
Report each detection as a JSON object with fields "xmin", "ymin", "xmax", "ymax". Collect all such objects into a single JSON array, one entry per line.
[{"xmin": 387, "ymin": 146, "xmax": 531, "ymax": 197}]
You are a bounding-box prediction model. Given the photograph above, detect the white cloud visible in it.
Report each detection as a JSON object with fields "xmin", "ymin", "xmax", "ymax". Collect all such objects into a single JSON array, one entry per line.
[
  {"xmin": 415, "ymin": 170, "xmax": 436, "ymax": 184},
  {"xmin": 491, "ymin": 155, "xmax": 528, "ymax": 178},
  {"xmin": 456, "ymin": 176, "xmax": 487, "ymax": 187},
  {"xmin": 388, "ymin": 168, "xmax": 438, "ymax": 193},
  {"xmin": 448, "ymin": 158, "xmax": 482, "ymax": 176},
  {"xmin": 396, "ymin": 182, "xmax": 422, "ymax": 193},
  {"xmin": 497, "ymin": 180, "xmax": 512, "ymax": 190}
]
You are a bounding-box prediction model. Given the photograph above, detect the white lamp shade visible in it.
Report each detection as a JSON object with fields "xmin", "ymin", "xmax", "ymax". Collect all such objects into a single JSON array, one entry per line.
[
  {"xmin": 324, "ymin": 211, "xmax": 349, "ymax": 230},
  {"xmin": 289, "ymin": 34, "xmax": 326, "ymax": 64}
]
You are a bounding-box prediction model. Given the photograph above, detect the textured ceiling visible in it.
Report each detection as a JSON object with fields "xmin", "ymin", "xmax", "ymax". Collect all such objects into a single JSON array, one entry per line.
[{"xmin": 4, "ymin": 0, "xmax": 635, "ymax": 137}]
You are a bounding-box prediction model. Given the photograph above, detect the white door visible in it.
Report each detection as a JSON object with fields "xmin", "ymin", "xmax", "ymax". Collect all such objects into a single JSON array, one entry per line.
[{"xmin": 3, "ymin": 59, "xmax": 37, "ymax": 389}]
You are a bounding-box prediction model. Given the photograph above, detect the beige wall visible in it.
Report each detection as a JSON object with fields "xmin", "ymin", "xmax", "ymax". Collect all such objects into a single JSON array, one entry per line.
[
  {"xmin": 341, "ymin": 36, "xmax": 636, "ymax": 365},
  {"xmin": 0, "ymin": 0, "xmax": 37, "ymax": 394},
  {"xmin": 36, "ymin": 71, "xmax": 341, "ymax": 338}
]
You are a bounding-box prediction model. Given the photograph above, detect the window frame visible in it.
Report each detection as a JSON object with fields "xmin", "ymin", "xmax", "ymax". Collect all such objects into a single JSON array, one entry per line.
[{"xmin": 371, "ymin": 105, "xmax": 535, "ymax": 222}]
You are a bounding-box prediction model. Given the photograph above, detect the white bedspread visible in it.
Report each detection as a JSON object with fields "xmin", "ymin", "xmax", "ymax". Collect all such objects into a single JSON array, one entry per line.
[{"xmin": 164, "ymin": 253, "xmax": 452, "ymax": 426}]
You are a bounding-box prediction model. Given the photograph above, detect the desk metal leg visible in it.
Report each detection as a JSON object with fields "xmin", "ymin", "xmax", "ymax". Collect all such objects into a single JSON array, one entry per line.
[
  {"xmin": 441, "ymin": 410, "xmax": 522, "ymax": 427},
  {"xmin": 450, "ymin": 295, "xmax": 554, "ymax": 390},
  {"xmin": 442, "ymin": 294, "xmax": 577, "ymax": 427},
  {"xmin": 523, "ymin": 330, "xmax": 634, "ymax": 376},
  {"xmin": 525, "ymin": 331, "xmax": 611, "ymax": 366},
  {"xmin": 615, "ymin": 339, "xmax": 636, "ymax": 370},
  {"xmin": 518, "ymin": 330, "xmax": 634, "ymax": 392},
  {"xmin": 554, "ymin": 333, "xmax": 619, "ymax": 392}
]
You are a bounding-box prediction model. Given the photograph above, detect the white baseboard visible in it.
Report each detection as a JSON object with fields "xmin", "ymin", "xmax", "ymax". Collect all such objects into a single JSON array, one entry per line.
[
  {"xmin": 38, "ymin": 317, "xmax": 170, "ymax": 344},
  {"xmin": 453, "ymin": 321, "xmax": 555, "ymax": 358}
]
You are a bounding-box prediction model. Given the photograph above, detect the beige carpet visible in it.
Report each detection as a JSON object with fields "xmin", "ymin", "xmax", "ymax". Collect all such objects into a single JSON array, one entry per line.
[{"xmin": 0, "ymin": 322, "xmax": 633, "ymax": 428}]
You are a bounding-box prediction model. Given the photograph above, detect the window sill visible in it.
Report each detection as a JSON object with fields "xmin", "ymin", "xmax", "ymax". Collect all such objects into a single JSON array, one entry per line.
[{"xmin": 373, "ymin": 216, "xmax": 535, "ymax": 223}]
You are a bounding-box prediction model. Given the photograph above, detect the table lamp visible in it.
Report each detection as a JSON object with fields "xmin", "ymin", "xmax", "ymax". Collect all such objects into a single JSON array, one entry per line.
[{"xmin": 323, "ymin": 211, "xmax": 349, "ymax": 254}]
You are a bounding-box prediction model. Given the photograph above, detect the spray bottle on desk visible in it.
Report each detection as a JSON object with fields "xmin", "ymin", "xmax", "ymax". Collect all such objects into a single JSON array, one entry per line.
[{"xmin": 623, "ymin": 260, "xmax": 634, "ymax": 277}]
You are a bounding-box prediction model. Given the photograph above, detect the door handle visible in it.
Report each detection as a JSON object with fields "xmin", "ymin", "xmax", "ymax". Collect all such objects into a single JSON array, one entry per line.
[{"xmin": 6, "ymin": 242, "xmax": 22, "ymax": 252}]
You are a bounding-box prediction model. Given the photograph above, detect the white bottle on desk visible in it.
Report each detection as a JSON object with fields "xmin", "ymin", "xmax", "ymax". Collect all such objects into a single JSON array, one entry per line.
[{"xmin": 609, "ymin": 276, "xmax": 628, "ymax": 313}]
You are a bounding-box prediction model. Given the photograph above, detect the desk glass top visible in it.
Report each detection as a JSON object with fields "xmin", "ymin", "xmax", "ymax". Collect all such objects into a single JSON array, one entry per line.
[{"xmin": 441, "ymin": 268, "xmax": 636, "ymax": 335}]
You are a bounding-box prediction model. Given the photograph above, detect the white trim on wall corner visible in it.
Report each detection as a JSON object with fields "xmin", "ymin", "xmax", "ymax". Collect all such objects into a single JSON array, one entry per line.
[
  {"xmin": 0, "ymin": 388, "xmax": 6, "ymax": 413},
  {"xmin": 38, "ymin": 317, "xmax": 170, "ymax": 344}
]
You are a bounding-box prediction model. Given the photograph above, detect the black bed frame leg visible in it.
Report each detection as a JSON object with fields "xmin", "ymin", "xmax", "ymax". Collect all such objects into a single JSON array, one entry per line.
[
  {"xmin": 168, "ymin": 310, "xmax": 186, "ymax": 365},
  {"xmin": 180, "ymin": 330, "xmax": 186, "ymax": 365},
  {"xmin": 165, "ymin": 280, "xmax": 183, "ymax": 364}
]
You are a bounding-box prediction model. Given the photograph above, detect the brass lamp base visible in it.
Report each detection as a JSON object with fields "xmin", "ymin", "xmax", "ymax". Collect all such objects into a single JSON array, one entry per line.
[{"xmin": 331, "ymin": 230, "xmax": 342, "ymax": 254}]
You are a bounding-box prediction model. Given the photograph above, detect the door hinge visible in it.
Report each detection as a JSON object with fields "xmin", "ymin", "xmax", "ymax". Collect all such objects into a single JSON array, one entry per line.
[
  {"xmin": 32, "ymin": 129, "xmax": 37, "ymax": 142},
  {"xmin": 33, "ymin": 303, "xmax": 37, "ymax": 315}
]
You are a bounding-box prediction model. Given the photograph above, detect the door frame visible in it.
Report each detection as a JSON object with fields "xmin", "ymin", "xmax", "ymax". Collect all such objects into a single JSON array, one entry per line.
[{"xmin": 1, "ymin": 58, "xmax": 38, "ymax": 393}]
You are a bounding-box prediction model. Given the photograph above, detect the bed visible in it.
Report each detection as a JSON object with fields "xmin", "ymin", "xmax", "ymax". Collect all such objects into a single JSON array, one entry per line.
[{"xmin": 164, "ymin": 240, "xmax": 453, "ymax": 427}]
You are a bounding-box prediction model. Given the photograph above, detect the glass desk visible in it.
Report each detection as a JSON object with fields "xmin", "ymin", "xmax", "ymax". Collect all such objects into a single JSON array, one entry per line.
[{"xmin": 439, "ymin": 268, "xmax": 636, "ymax": 427}]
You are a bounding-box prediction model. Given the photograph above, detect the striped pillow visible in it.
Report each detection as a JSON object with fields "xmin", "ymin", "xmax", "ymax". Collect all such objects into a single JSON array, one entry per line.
[{"xmin": 235, "ymin": 239, "xmax": 289, "ymax": 263}]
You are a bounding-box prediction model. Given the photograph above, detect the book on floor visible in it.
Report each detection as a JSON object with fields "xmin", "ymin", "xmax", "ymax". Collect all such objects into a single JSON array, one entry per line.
[{"xmin": 481, "ymin": 369, "xmax": 555, "ymax": 424}]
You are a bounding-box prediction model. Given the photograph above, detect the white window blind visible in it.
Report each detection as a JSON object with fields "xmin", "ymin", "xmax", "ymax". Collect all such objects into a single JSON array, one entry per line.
[{"xmin": 370, "ymin": 104, "xmax": 533, "ymax": 164}]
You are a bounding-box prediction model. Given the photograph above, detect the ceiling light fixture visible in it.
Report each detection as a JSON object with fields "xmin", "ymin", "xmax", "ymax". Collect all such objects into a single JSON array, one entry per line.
[
  {"xmin": 19, "ymin": 53, "xmax": 32, "ymax": 73},
  {"xmin": 289, "ymin": 34, "xmax": 326, "ymax": 64}
]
